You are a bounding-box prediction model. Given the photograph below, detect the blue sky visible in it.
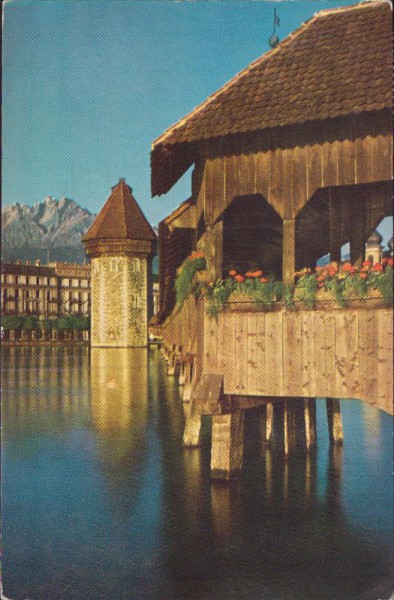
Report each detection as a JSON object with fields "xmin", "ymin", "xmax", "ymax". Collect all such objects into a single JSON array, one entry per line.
[{"xmin": 2, "ymin": 0, "xmax": 392, "ymax": 241}]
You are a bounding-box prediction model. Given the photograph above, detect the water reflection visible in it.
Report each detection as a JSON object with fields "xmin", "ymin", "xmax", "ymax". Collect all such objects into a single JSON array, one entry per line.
[
  {"xmin": 2, "ymin": 347, "xmax": 392, "ymax": 600},
  {"xmin": 2, "ymin": 346, "xmax": 90, "ymax": 437},
  {"xmin": 90, "ymin": 347, "xmax": 150, "ymax": 517}
]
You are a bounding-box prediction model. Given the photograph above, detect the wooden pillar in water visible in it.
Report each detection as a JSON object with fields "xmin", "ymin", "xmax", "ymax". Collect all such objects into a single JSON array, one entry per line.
[
  {"xmin": 183, "ymin": 413, "xmax": 203, "ymax": 447},
  {"xmin": 304, "ymin": 398, "xmax": 317, "ymax": 450},
  {"xmin": 260, "ymin": 402, "xmax": 273, "ymax": 447},
  {"xmin": 211, "ymin": 412, "xmax": 244, "ymax": 480},
  {"xmin": 326, "ymin": 398, "xmax": 344, "ymax": 445},
  {"xmin": 283, "ymin": 401, "xmax": 289, "ymax": 456}
]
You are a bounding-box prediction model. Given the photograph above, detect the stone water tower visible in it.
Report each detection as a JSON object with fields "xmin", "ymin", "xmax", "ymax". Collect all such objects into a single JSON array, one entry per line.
[{"xmin": 83, "ymin": 179, "xmax": 156, "ymax": 347}]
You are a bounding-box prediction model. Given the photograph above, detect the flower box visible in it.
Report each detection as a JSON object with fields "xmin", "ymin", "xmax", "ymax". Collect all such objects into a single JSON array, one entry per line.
[{"xmin": 228, "ymin": 292, "xmax": 255, "ymax": 303}]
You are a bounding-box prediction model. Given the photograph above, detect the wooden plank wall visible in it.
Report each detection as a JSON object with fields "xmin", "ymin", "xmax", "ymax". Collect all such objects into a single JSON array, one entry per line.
[
  {"xmin": 212, "ymin": 304, "xmax": 393, "ymax": 415},
  {"xmin": 161, "ymin": 295, "xmax": 199, "ymax": 356},
  {"xmin": 195, "ymin": 114, "xmax": 392, "ymax": 226}
]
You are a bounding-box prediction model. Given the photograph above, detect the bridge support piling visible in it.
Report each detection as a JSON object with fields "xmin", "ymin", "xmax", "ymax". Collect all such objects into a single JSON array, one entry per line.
[
  {"xmin": 211, "ymin": 412, "xmax": 244, "ymax": 480},
  {"xmin": 260, "ymin": 403, "xmax": 273, "ymax": 450},
  {"xmin": 183, "ymin": 412, "xmax": 202, "ymax": 447},
  {"xmin": 304, "ymin": 398, "xmax": 317, "ymax": 450},
  {"xmin": 326, "ymin": 398, "xmax": 344, "ymax": 445},
  {"xmin": 284, "ymin": 401, "xmax": 289, "ymax": 456}
]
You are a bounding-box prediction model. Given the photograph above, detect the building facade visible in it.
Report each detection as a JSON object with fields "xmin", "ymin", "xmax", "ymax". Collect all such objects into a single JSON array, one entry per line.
[{"xmin": 1, "ymin": 260, "xmax": 91, "ymax": 317}]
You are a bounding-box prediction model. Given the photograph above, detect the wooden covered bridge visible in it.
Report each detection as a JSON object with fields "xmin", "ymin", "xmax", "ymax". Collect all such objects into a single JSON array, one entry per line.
[{"xmin": 151, "ymin": 1, "xmax": 393, "ymax": 479}]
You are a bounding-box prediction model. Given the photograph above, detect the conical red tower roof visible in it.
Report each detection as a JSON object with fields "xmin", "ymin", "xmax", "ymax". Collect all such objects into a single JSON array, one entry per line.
[{"xmin": 83, "ymin": 179, "xmax": 156, "ymax": 243}]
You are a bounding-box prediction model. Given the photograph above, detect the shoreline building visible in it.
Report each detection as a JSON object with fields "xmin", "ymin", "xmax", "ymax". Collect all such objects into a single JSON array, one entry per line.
[
  {"xmin": 83, "ymin": 179, "xmax": 156, "ymax": 348},
  {"xmin": 1, "ymin": 260, "xmax": 90, "ymax": 317}
]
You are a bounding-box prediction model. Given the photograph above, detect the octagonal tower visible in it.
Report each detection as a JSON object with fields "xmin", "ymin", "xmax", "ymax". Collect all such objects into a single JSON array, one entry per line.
[{"xmin": 83, "ymin": 180, "xmax": 156, "ymax": 347}]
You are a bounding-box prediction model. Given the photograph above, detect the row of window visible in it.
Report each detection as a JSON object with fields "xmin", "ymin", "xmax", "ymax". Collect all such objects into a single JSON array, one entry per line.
[
  {"xmin": 1, "ymin": 275, "xmax": 89, "ymax": 287},
  {"xmin": 3, "ymin": 290, "xmax": 89, "ymax": 302}
]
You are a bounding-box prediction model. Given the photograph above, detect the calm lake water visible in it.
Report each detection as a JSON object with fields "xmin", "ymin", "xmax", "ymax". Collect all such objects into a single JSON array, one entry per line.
[{"xmin": 2, "ymin": 346, "xmax": 393, "ymax": 600}]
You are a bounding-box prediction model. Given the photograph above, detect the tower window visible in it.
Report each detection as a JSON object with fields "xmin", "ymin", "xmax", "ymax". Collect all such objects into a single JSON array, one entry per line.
[
  {"xmin": 131, "ymin": 258, "xmax": 140, "ymax": 272},
  {"xmin": 110, "ymin": 259, "xmax": 118, "ymax": 272}
]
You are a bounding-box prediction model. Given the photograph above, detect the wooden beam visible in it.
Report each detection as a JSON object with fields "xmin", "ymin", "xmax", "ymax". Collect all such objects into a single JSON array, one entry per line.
[
  {"xmin": 304, "ymin": 398, "xmax": 317, "ymax": 450},
  {"xmin": 350, "ymin": 218, "xmax": 365, "ymax": 266},
  {"xmin": 326, "ymin": 398, "xmax": 344, "ymax": 445},
  {"xmin": 284, "ymin": 401, "xmax": 289, "ymax": 456},
  {"xmin": 260, "ymin": 402, "xmax": 273, "ymax": 448},
  {"xmin": 329, "ymin": 189, "xmax": 341, "ymax": 262},
  {"xmin": 183, "ymin": 413, "xmax": 203, "ymax": 447},
  {"xmin": 211, "ymin": 412, "xmax": 245, "ymax": 480},
  {"xmin": 283, "ymin": 219, "xmax": 296, "ymax": 285}
]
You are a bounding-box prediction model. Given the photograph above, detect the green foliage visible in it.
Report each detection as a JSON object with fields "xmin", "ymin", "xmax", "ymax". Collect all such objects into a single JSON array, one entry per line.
[
  {"xmin": 370, "ymin": 267, "xmax": 393, "ymax": 304},
  {"xmin": 54, "ymin": 316, "xmax": 71, "ymax": 330},
  {"xmin": 325, "ymin": 278, "xmax": 347, "ymax": 308},
  {"xmin": 41, "ymin": 318, "xmax": 56, "ymax": 330},
  {"xmin": 240, "ymin": 278, "xmax": 281, "ymax": 308},
  {"xmin": 22, "ymin": 316, "xmax": 40, "ymax": 330},
  {"xmin": 52, "ymin": 315, "xmax": 90, "ymax": 330},
  {"xmin": 344, "ymin": 274, "xmax": 368, "ymax": 299},
  {"xmin": 175, "ymin": 255, "xmax": 206, "ymax": 309},
  {"xmin": 295, "ymin": 274, "xmax": 319, "ymax": 308},
  {"xmin": 282, "ymin": 285, "xmax": 295, "ymax": 310},
  {"xmin": 205, "ymin": 277, "xmax": 282, "ymax": 317},
  {"xmin": 71, "ymin": 315, "xmax": 90, "ymax": 330},
  {"xmin": 2, "ymin": 315, "xmax": 23, "ymax": 330},
  {"xmin": 205, "ymin": 278, "xmax": 236, "ymax": 317}
]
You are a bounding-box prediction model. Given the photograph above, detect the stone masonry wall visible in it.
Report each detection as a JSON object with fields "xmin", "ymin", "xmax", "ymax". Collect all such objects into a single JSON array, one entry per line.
[{"xmin": 91, "ymin": 255, "xmax": 148, "ymax": 347}]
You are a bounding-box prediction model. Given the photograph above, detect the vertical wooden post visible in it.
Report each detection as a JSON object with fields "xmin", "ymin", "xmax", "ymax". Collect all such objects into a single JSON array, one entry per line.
[
  {"xmin": 182, "ymin": 359, "xmax": 194, "ymax": 402},
  {"xmin": 178, "ymin": 361, "xmax": 186, "ymax": 386},
  {"xmin": 350, "ymin": 220, "xmax": 365, "ymax": 267},
  {"xmin": 283, "ymin": 401, "xmax": 289, "ymax": 456},
  {"xmin": 326, "ymin": 398, "xmax": 344, "ymax": 445},
  {"xmin": 211, "ymin": 411, "xmax": 244, "ymax": 480},
  {"xmin": 183, "ymin": 412, "xmax": 203, "ymax": 447},
  {"xmin": 260, "ymin": 402, "xmax": 273, "ymax": 448},
  {"xmin": 304, "ymin": 398, "xmax": 317, "ymax": 450},
  {"xmin": 329, "ymin": 190, "xmax": 341, "ymax": 262},
  {"xmin": 283, "ymin": 219, "xmax": 296, "ymax": 286}
]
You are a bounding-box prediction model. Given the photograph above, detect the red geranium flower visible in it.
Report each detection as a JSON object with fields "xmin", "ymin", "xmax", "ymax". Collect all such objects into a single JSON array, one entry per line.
[
  {"xmin": 362, "ymin": 260, "xmax": 372, "ymax": 267},
  {"xmin": 254, "ymin": 270, "xmax": 263, "ymax": 277},
  {"xmin": 342, "ymin": 262, "xmax": 352, "ymax": 272},
  {"xmin": 360, "ymin": 272, "xmax": 367, "ymax": 279},
  {"xmin": 260, "ymin": 277, "xmax": 268, "ymax": 283},
  {"xmin": 372, "ymin": 263, "xmax": 383, "ymax": 272},
  {"xmin": 229, "ymin": 270, "xmax": 237, "ymax": 277},
  {"xmin": 235, "ymin": 274, "xmax": 245, "ymax": 283},
  {"xmin": 387, "ymin": 258, "xmax": 393, "ymax": 267},
  {"xmin": 190, "ymin": 251, "xmax": 204, "ymax": 259}
]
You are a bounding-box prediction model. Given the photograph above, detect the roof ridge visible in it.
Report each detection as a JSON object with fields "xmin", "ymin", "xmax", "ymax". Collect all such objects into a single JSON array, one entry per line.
[
  {"xmin": 313, "ymin": 0, "xmax": 391, "ymax": 18},
  {"xmin": 119, "ymin": 181, "xmax": 129, "ymax": 238},
  {"xmin": 152, "ymin": 0, "xmax": 389, "ymax": 149}
]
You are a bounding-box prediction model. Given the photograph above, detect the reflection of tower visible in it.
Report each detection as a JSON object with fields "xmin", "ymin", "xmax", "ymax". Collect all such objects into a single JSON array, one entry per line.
[
  {"xmin": 365, "ymin": 230, "xmax": 383, "ymax": 265},
  {"xmin": 90, "ymin": 348, "xmax": 148, "ymax": 430},
  {"xmin": 83, "ymin": 180, "xmax": 156, "ymax": 347},
  {"xmin": 90, "ymin": 348, "xmax": 149, "ymax": 515}
]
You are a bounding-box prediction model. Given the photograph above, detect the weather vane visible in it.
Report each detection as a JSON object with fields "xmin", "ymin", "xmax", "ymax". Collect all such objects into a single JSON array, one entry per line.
[{"xmin": 268, "ymin": 8, "xmax": 280, "ymax": 48}]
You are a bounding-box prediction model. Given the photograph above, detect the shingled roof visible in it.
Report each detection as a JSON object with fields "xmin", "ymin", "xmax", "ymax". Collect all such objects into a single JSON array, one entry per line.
[
  {"xmin": 152, "ymin": 0, "xmax": 392, "ymax": 195},
  {"xmin": 83, "ymin": 180, "xmax": 156, "ymax": 242}
]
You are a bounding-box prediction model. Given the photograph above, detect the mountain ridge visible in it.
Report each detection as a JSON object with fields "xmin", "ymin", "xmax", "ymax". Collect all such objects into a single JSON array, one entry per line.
[{"xmin": 2, "ymin": 197, "xmax": 96, "ymax": 263}]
